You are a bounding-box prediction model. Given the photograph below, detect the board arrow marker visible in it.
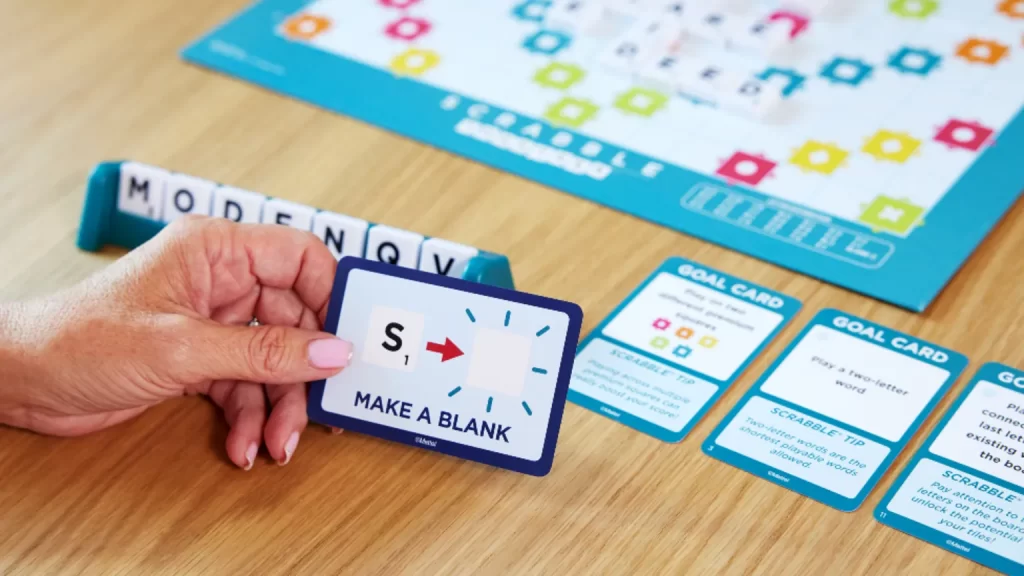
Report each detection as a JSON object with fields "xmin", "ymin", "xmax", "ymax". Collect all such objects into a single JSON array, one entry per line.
[{"xmin": 426, "ymin": 337, "xmax": 464, "ymax": 362}]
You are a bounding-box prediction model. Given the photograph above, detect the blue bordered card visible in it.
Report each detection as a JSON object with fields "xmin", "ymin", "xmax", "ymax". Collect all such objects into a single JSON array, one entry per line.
[
  {"xmin": 567, "ymin": 256, "xmax": 801, "ymax": 443},
  {"xmin": 703, "ymin": 309, "xmax": 967, "ymax": 512},
  {"xmin": 308, "ymin": 257, "xmax": 583, "ymax": 476}
]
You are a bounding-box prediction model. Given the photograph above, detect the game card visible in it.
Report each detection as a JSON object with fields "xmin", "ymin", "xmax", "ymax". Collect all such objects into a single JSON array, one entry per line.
[
  {"xmin": 308, "ymin": 257, "xmax": 583, "ymax": 476},
  {"xmin": 875, "ymin": 363, "xmax": 1024, "ymax": 574},
  {"xmin": 703, "ymin": 309, "xmax": 967, "ymax": 511},
  {"xmin": 567, "ymin": 257, "xmax": 801, "ymax": 443}
]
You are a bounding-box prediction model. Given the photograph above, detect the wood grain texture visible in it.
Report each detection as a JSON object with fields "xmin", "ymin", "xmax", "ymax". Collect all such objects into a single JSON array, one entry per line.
[{"xmin": 1, "ymin": 2, "xmax": 1022, "ymax": 574}]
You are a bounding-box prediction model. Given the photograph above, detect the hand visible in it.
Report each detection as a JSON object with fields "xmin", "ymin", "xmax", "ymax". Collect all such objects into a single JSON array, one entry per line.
[{"xmin": 0, "ymin": 216, "xmax": 353, "ymax": 470}]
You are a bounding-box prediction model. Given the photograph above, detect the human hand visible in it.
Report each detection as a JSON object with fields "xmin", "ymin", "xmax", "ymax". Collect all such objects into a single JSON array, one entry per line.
[{"xmin": 0, "ymin": 216, "xmax": 352, "ymax": 469}]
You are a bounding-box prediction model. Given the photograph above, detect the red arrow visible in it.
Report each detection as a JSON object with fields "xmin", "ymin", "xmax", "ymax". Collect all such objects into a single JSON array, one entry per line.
[{"xmin": 426, "ymin": 338, "xmax": 464, "ymax": 362}]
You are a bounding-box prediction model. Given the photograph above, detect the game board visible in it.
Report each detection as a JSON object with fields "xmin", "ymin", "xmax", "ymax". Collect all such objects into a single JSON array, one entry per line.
[{"xmin": 181, "ymin": 0, "xmax": 1024, "ymax": 311}]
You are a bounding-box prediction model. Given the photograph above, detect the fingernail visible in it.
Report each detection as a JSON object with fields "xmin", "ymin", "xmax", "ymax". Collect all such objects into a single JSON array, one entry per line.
[
  {"xmin": 308, "ymin": 338, "xmax": 353, "ymax": 369},
  {"xmin": 244, "ymin": 442, "xmax": 258, "ymax": 471},
  {"xmin": 279, "ymin": 432, "xmax": 300, "ymax": 466},
  {"xmin": 331, "ymin": 427, "xmax": 344, "ymax": 435}
]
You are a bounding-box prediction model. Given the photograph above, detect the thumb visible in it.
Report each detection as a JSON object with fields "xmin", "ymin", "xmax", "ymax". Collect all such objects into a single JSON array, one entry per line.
[{"xmin": 187, "ymin": 322, "xmax": 354, "ymax": 385}]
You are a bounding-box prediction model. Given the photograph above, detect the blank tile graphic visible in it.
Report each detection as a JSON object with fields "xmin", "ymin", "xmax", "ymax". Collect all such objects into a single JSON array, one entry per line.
[{"xmin": 466, "ymin": 328, "xmax": 532, "ymax": 397}]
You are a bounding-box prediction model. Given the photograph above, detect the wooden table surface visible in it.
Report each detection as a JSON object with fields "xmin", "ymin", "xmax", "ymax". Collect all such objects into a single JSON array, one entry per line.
[{"xmin": 1, "ymin": 2, "xmax": 1022, "ymax": 574}]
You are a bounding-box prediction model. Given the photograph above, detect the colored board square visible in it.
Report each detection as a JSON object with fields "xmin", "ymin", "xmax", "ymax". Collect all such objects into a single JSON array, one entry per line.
[
  {"xmin": 699, "ymin": 336, "xmax": 718, "ymax": 348},
  {"xmin": 650, "ymin": 336, "xmax": 669, "ymax": 349},
  {"xmin": 859, "ymin": 196, "xmax": 924, "ymax": 235}
]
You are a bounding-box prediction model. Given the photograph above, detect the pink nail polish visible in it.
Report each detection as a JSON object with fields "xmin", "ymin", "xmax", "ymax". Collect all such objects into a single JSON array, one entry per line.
[
  {"xmin": 244, "ymin": 443, "xmax": 258, "ymax": 471},
  {"xmin": 309, "ymin": 338, "xmax": 353, "ymax": 369},
  {"xmin": 280, "ymin": 432, "xmax": 299, "ymax": 466}
]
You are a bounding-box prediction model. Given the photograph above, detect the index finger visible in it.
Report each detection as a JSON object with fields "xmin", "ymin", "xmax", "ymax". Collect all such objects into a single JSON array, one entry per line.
[{"xmin": 203, "ymin": 219, "xmax": 338, "ymax": 324}]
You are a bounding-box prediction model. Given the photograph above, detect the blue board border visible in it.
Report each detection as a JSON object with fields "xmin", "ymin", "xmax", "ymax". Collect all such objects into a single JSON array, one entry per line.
[
  {"xmin": 701, "ymin": 308, "xmax": 968, "ymax": 512},
  {"xmin": 307, "ymin": 256, "xmax": 584, "ymax": 477},
  {"xmin": 180, "ymin": 0, "xmax": 1024, "ymax": 312},
  {"xmin": 567, "ymin": 256, "xmax": 802, "ymax": 443},
  {"xmin": 873, "ymin": 362, "xmax": 1024, "ymax": 576}
]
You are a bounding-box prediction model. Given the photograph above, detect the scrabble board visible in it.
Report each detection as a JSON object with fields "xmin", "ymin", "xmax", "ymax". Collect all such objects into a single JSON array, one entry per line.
[{"xmin": 182, "ymin": 0, "xmax": 1024, "ymax": 311}]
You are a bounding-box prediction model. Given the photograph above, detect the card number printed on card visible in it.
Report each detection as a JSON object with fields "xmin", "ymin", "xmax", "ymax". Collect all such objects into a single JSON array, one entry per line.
[
  {"xmin": 568, "ymin": 257, "xmax": 801, "ymax": 443},
  {"xmin": 308, "ymin": 258, "xmax": 583, "ymax": 476},
  {"xmin": 704, "ymin": 309, "xmax": 967, "ymax": 512},
  {"xmin": 875, "ymin": 364, "xmax": 1024, "ymax": 575}
]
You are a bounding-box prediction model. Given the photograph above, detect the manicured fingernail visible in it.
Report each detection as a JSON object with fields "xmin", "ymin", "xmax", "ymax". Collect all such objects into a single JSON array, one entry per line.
[
  {"xmin": 244, "ymin": 442, "xmax": 258, "ymax": 471},
  {"xmin": 279, "ymin": 432, "xmax": 299, "ymax": 466},
  {"xmin": 309, "ymin": 338, "xmax": 353, "ymax": 369}
]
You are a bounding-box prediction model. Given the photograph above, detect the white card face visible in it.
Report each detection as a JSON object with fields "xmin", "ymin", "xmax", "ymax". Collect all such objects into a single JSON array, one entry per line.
[
  {"xmin": 418, "ymin": 238, "xmax": 479, "ymax": 278},
  {"xmin": 600, "ymin": 271, "xmax": 785, "ymax": 382},
  {"xmin": 759, "ymin": 324, "xmax": 951, "ymax": 442},
  {"xmin": 928, "ymin": 381, "xmax": 1024, "ymax": 486},
  {"xmin": 312, "ymin": 211, "xmax": 369, "ymax": 260},
  {"xmin": 261, "ymin": 198, "xmax": 316, "ymax": 231},
  {"xmin": 212, "ymin": 186, "xmax": 265, "ymax": 224},
  {"xmin": 118, "ymin": 162, "xmax": 168, "ymax": 221},
  {"xmin": 365, "ymin": 225, "xmax": 424, "ymax": 268},
  {"xmin": 705, "ymin": 310, "xmax": 966, "ymax": 511},
  {"xmin": 319, "ymin": 264, "xmax": 576, "ymax": 464},
  {"xmin": 163, "ymin": 174, "xmax": 217, "ymax": 223}
]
